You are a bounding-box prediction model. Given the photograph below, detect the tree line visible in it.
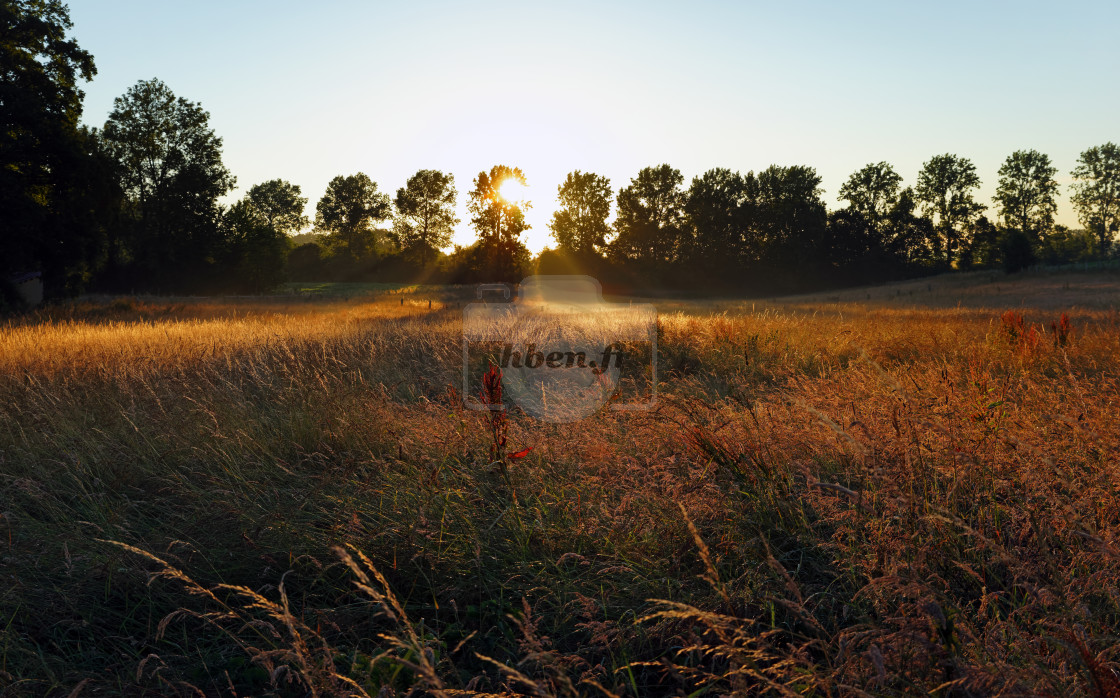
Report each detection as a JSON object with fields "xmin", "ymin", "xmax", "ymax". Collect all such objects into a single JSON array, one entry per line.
[
  {"xmin": 3, "ymin": 1, "xmax": 1119, "ymax": 303},
  {"xmin": 539, "ymin": 147, "xmax": 1119, "ymax": 292}
]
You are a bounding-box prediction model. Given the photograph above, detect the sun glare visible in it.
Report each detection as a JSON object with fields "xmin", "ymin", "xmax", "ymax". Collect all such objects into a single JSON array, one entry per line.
[{"xmin": 498, "ymin": 177, "xmax": 528, "ymax": 203}]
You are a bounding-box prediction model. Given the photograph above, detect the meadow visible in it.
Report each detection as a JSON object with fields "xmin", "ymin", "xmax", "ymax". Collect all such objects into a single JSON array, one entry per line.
[{"xmin": 1, "ymin": 271, "xmax": 1118, "ymax": 697}]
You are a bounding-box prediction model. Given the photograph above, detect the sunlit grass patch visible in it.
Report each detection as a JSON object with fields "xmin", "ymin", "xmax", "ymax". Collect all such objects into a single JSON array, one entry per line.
[{"xmin": 1, "ymin": 279, "xmax": 1118, "ymax": 695}]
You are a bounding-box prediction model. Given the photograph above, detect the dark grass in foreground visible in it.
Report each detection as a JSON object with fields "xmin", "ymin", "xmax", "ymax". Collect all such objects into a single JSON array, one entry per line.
[{"xmin": 1, "ymin": 274, "xmax": 1119, "ymax": 696}]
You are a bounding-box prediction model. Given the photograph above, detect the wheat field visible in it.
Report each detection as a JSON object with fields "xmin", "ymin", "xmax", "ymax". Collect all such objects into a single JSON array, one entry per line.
[{"xmin": 1, "ymin": 272, "xmax": 1118, "ymax": 696}]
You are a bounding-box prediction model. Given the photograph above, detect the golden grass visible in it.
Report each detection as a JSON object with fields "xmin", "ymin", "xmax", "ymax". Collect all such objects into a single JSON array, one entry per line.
[
  {"xmin": 0, "ymin": 296, "xmax": 454, "ymax": 378},
  {"xmin": 1, "ymin": 274, "xmax": 1118, "ymax": 696}
]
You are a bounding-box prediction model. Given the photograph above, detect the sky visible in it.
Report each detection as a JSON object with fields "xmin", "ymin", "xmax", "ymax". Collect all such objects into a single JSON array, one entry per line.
[{"xmin": 69, "ymin": 0, "xmax": 1120, "ymax": 253}]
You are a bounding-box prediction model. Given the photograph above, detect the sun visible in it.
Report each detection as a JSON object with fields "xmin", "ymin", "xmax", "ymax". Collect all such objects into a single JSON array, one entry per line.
[{"xmin": 497, "ymin": 177, "xmax": 528, "ymax": 203}]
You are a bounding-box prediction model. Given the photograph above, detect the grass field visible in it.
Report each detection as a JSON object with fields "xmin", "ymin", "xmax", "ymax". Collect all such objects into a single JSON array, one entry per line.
[{"xmin": 1, "ymin": 270, "xmax": 1119, "ymax": 696}]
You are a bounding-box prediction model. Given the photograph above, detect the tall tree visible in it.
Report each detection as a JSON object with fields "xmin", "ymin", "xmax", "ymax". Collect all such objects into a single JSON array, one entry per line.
[
  {"xmin": 467, "ymin": 165, "xmax": 530, "ymax": 280},
  {"xmin": 838, "ymin": 162, "xmax": 902, "ymax": 232},
  {"xmin": 392, "ymin": 169, "xmax": 459, "ymax": 265},
  {"xmin": 993, "ymin": 149, "xmax": 1058, "ymax": 242},
  {"xmin": 549, "ymin": 170, "xmax": 612, "ymax": 257},
  {"xmin": 0, "ymin": 0, "xmax": 106, "ymax": 291},
  {"xmin": 1069, "ymin": 143, "xmax": 1120, "ymax": 256},
  {"xmin": 684, "ymin": 168, "xmax": 748, "ymax": 267},
  {"xmin": 245, "ymin": 179, "xmax": 308, "ymax": 236},
  {"xmin": 914, "ymin": 154, "xmax": 984, "ymax": 265},
  {"xmin": 315, "ymin": 173, "xmax": 391, "ymax": 259},
  {"xmin": 610, "ymin": 164, "xmax": 685, "ymax": 265},
  {"xmin": 102, "ymin": 78, "xmax": 235, "ymax": 286},
  {"xmin": 745, "ymin": 164, "xmax": 827, "ymax": 268}
]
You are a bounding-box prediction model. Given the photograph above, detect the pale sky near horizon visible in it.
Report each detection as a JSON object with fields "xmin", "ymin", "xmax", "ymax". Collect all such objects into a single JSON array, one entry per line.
[{"xmin": 69, "ymin": 1, "xmax": 1119, "ymax": 253}]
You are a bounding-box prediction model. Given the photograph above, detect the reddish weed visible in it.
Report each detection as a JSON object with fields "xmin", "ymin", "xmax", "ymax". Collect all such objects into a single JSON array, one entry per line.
[
  {"xmin": 479, "ymin": 363, "xmax": 507, "ymax": 461},
  {"xmin": 1051, "ymin": 312, "xmax": 1074, "ymax": 347},
  {"xmin": 1001, "ymin": 309, "xmax": 1041, "ymax": 355}
]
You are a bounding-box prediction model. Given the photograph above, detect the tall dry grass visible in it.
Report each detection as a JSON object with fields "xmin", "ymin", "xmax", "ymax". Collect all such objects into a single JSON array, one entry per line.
[{"xmin": 0, "ymin": 279, "xmax": 1118, "ymax": 696}]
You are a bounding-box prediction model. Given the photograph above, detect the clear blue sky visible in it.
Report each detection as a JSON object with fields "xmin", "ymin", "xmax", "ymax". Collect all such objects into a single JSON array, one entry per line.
[{"xmin": 70, "ymin": 0, "xmax": 1119, "ymax": 252}]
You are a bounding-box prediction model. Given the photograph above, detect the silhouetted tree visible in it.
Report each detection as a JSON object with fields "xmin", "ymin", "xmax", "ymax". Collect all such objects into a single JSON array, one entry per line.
[
  {"xmin": 0, "ymin": 0, "xmax": 113, "ymax": 294},
  {"xmin": 222, "ymin": 197, "xmax": 292, "ymax": 292},
  {"xmin": 467, "ymin": 165, "xmax": 530, "ymax": 281},
  {"xmin": 245, "ymin": 179, "xmax": 308, "ymax": 236},
  {"xmin": 823, "ymin": 208, "xmax": 878, "ymax": 276},
  {"xmin": 102, "ymin": 78, "xmax": 235, "ymax": 288},
  {"xmin": 883, "ymin": 187, "xmax": 938, "ymax": 265},
  {"xmin": 549, "ymin": 170, "xmax": 612, "ymax": 258},
  {"xmin": 52, "ymin": 128, "xmax": 124, "ymax": 293},
  {"xmin": 315, "ymin": 173, "xmax": 391, "ymax": 259},
  {"xmin": 1038, "ymin": 224, "xmax": 1096, "ymax": 265},
  {"xmin": 684, "ymin": 168, "xmax": 748, "ymax": 271},
  {"xmin": 915, "ymin": 154, "xmax": 984, "ymax": 265},
  {"xmin": 993, "ymin": 149, "xmax": 1058, "ymax": 243},
  {"xmin": 745, "ymin": 165, "xmax": 827, "ymax": 271},
  {"xmin": 960, "ymin": 216, "xmax": 1000, "ymax": 269},
  {"xmin": 392, "ymin": 169, "xmax": 458, "ymax": 266},
  {"xmin": 1000, "ymin": 229, "xmax": 1037, "ymax": 273},
  {"xmin": 610, "ymin": 165, "xmax": 686, "ymax": 267},
  {"xmin": 1069, "ymin": 143, "xmax": 1120, "ymax": 256},
  {"xmin": 838, "ymin": 162, "xmax": 902, "ymax": 233},
  {"xmin": 824, "ymin": 197, "xmax": 937, "ymax": 283}
]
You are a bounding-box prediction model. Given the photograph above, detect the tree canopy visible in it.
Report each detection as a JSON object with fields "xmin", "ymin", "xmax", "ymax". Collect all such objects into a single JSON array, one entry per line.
[
  {"xmin": 315, "ymin": 173, "xmax": 391, "ymax": 259},
  {"xmin": 392, "ymin": 169, "xmax": 459, "ymax": 265},
  {"xmin": 101, "ymin": 78, "xmax": 235, "ymax": 287},
  {"xmin": 1070, "ymin": 143, "xmax": 1120, "ymax": 255},
  {"xmin": 610, "ymin": 164, "xmax": 686, "ymax": 266},
  {"xmin": 549, "ymin": 170, "xmax": 612, "ymax": 257},
  {"xmin": 467, "ymin": 165, "xmax": 531, "ymax": 281},
  {"xmin": 993, "ymin": 149, "xmax": 1058, "ymax": 241},
  {"xmin": 684, "ymin": 168, "xmax": 748, "ymax": 268},
  {"xmin": 915, "ymin": 154, "xmax": 984, "ymax": 265},
  {"xmin": 746, "ymin": 164, "xmax": 827, "ymax": 268},
  {"xmin": 838, "ymin": 162, "xmax": 902, "ymax": 233},
  {"xmin": 0, "ymin": 0, "xmax": 104, "ymax": 290},
  {"xmin": 245, "ymin": 179, "xmax": 309, "ymax": 236}
]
